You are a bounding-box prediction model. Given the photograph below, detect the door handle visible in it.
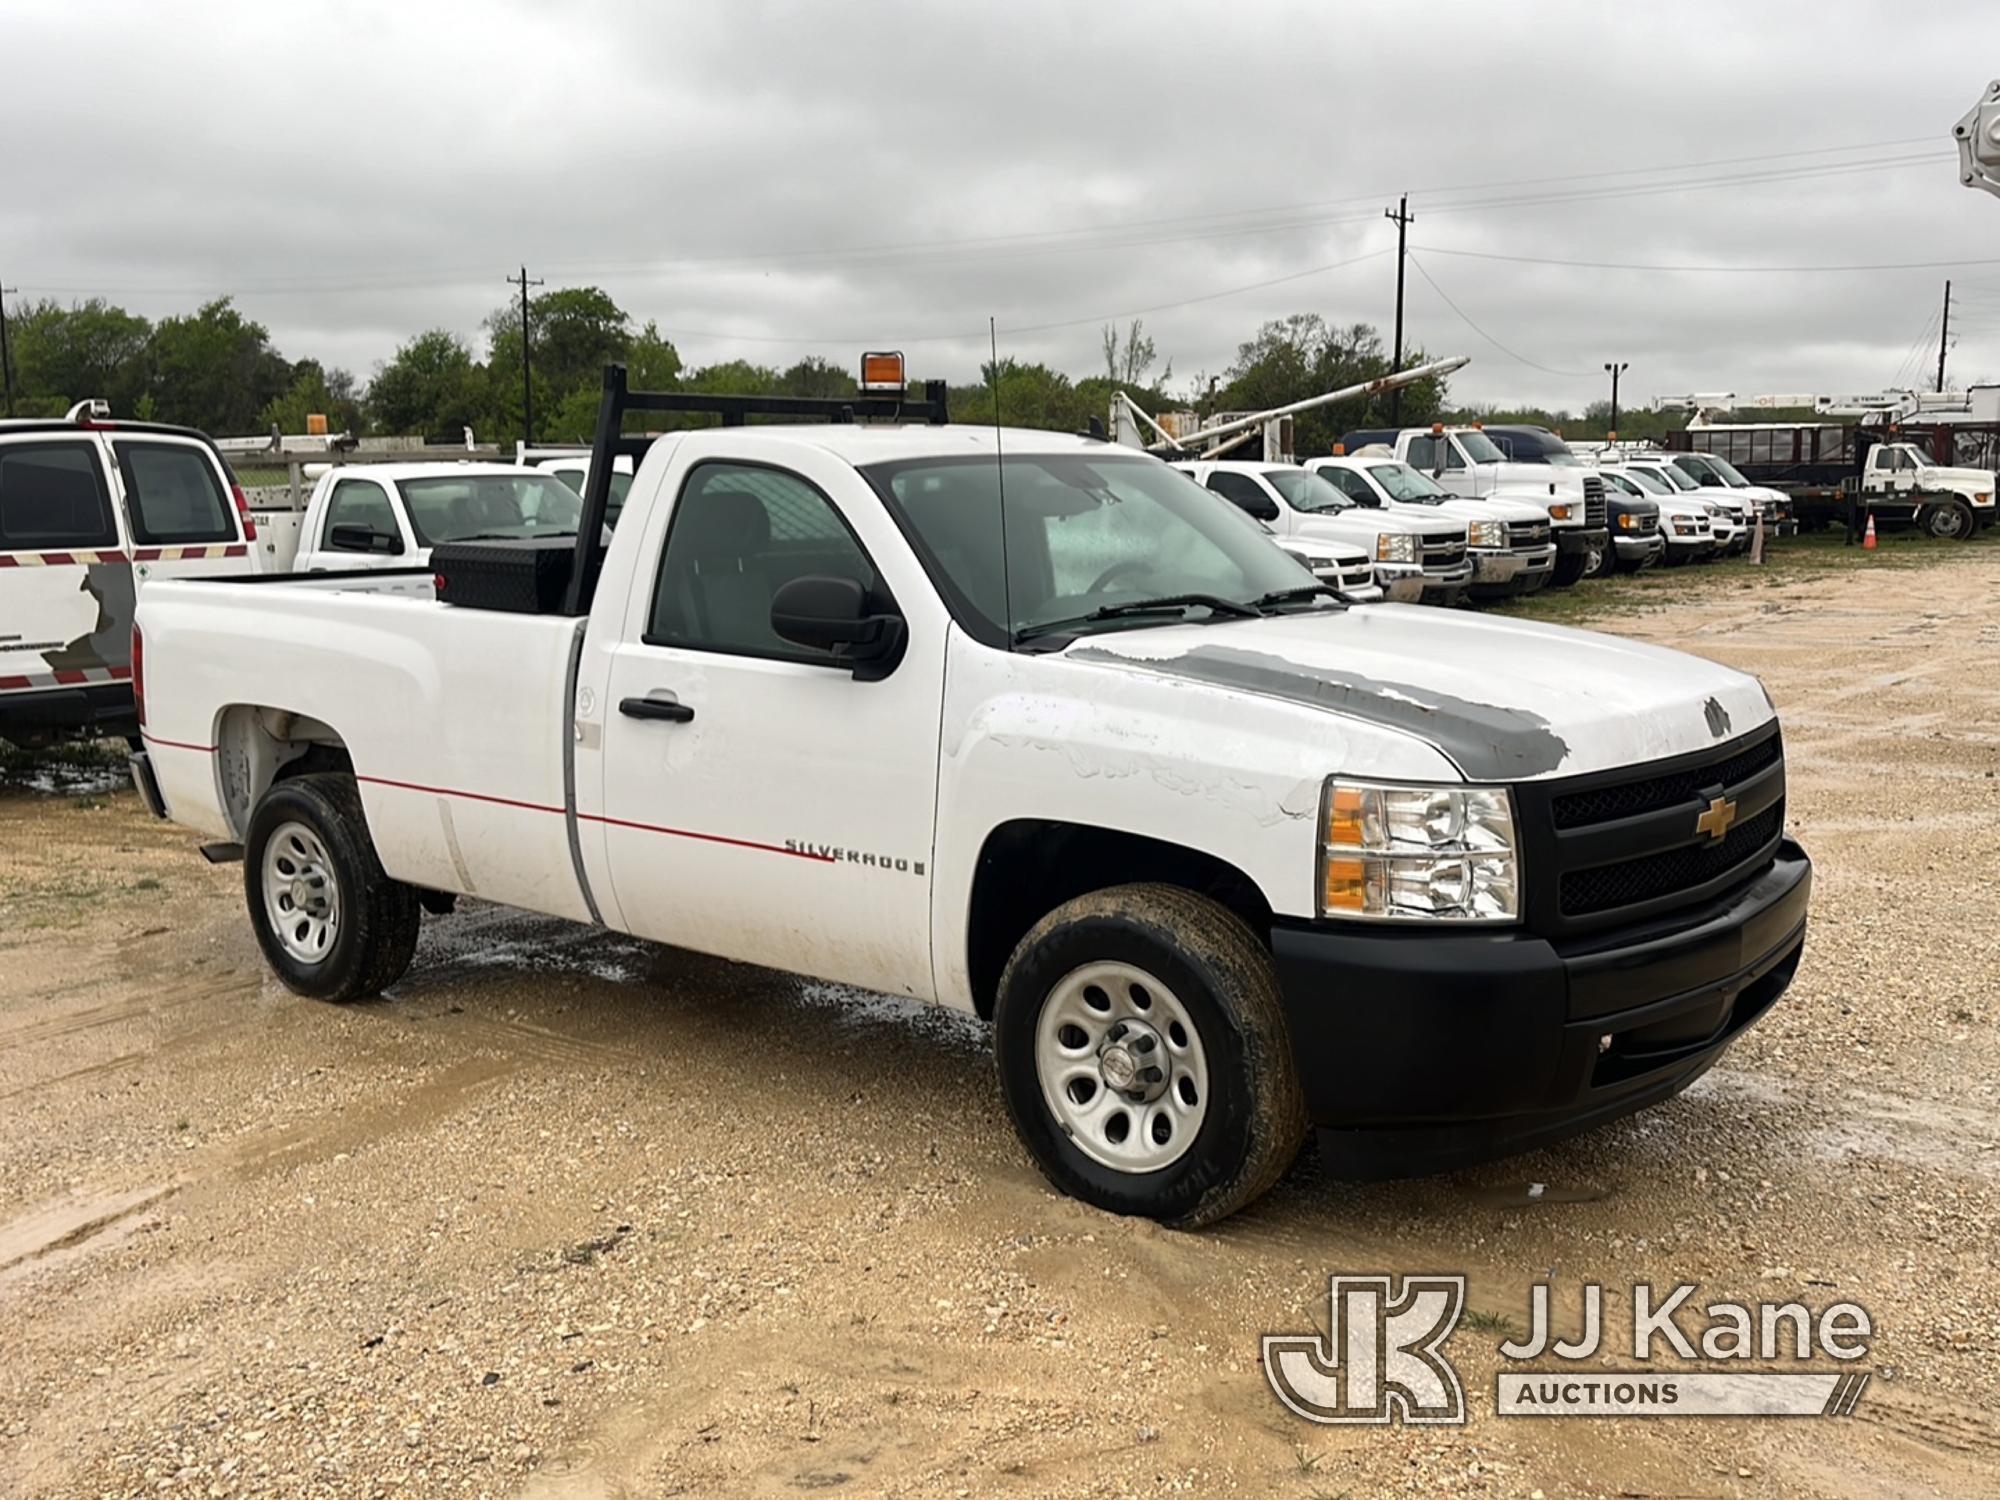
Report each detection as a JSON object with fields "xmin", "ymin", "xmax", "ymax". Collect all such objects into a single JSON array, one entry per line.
[{"xmin": 619, "ymin": 696, "xmax": 695, "ymax": 723}]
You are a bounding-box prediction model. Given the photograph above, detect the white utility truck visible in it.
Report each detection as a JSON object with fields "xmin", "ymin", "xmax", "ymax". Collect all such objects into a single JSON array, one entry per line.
[
  {"xmin": 130, "ymin": 365, "xmax": 1812, "ymax": 1227},
  {"xmin": 1, "ymin": 403, "xmax": 260, "ymax": 741},
  {"xmin": 1171, "ymin": 459, "xmax": 1472, "ymax": 606},
  {"xmin": 1600, "ymin": 468, "xmax": 1718, "ymax": 564},
  {"xmin": 1302, "ymin": 454, "xmax": 1557, "ymax": 599}
]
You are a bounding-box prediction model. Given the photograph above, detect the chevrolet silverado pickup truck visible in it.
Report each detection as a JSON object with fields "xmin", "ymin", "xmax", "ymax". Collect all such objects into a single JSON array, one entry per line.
[
  {"xmin": 1341, "ymin": 424, "xmax": 1610, "ymax": 587},
  {"xmin": 1171, "ymin": 459, "xmax": 1472, "ymax": 606},
  {"xmin": 1302, "ymin": 454, "xmax": 1557, "ymax": 599},
  {"xmin": 130, "ymin": 368, "xmax": 1812, "ymax": 1228}
]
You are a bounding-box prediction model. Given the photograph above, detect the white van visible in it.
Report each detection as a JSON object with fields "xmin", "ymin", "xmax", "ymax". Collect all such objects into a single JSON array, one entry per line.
[{"xmin": 1, "ymin": 403, "xmax": 260, "ymax": 740}]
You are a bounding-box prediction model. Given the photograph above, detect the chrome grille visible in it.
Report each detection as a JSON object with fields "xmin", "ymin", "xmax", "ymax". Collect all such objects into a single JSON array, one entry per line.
[
  {"xmin": 1582, "ymin": 475, "xmax": 1607, "ymax": 529},
  {"xmin": 1420, "ymin": 534, "xmax": 1467, "ymax": 571},
  {"xmin": 1508, "ymin": 521, "xmax": 1551, "ymax": 548}
]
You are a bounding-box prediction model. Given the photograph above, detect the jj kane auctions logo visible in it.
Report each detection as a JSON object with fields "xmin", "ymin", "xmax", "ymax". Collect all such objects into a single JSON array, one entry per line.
[{"xmin": 1264, "ymin": 1275, "xmax": 1874, "ymax": 1424}]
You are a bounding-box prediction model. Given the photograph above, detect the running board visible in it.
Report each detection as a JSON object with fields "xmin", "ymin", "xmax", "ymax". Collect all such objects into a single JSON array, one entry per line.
[{"xmin": 199, "ymin": 842, "xmax": 244, "ymax": 864}]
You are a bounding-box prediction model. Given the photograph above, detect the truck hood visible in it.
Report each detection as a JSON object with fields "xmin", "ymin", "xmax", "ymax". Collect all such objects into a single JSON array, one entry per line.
[
  {"xmin": 1063, "ymin": 606, "xmax": 1773, "ymax": 782},
  {"xmin": 1918, "ymin": 464, "xmax": 1996, "ymax": 491},
  {"xmin": 1292, "ymin": 511, "xmax": 1460, "ymax": 545},
  {"xmin": 1481, "ymin": 460, "xmax": 1586, "ymax": 496}
]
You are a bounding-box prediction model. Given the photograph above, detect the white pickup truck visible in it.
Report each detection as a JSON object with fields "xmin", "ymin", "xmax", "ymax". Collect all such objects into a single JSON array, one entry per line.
[
  {"xmin": 1340, "ymin": 424, "xmax": 1610, "ymax": 586},
  {"xmin": 131, "ymin": 370, "xmax": 1812, "ymax": 1227},
  {"xmin": 274, "ymin": 463, "xmax": 589, "ymax": 573}
]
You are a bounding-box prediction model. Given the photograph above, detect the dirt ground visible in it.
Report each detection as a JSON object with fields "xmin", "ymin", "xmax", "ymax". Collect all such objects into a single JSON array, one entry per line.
[{"xmin": 2, "ymin": 543, "xmax": 1998, "ymax": 1499}]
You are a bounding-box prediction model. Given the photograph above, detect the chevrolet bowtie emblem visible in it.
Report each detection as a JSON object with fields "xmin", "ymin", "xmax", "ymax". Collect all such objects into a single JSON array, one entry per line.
[{"xmin": 1695, "ymin": 795, "xmax": 1738, "ymax": 842}]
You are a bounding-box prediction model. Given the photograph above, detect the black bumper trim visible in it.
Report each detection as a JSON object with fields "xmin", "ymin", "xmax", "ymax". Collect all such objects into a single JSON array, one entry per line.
[
  {"xmin": 1266, "ymin": 840, "xmax": 1810, "ymax": 1179},
  {"xmin": 1556, "ymin": 527, "xmax": 1609, "ymax": 555},
  {"xmin": 0, "ymin": 682, "xmax": 136, "ymax": 739},
  {"xmin": 129, "ymin": 751, "xmax": 168, "ymax": 819}
]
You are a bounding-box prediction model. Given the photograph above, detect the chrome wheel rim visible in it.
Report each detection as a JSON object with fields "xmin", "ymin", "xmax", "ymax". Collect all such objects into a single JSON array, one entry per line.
[
  {"xmin": 1035, "ymin": 961, "xmax": 1210, "ymax": 1173},
  {"xmin": 262, "ymin": 821, "xmax": 340, "ymax": 965}
]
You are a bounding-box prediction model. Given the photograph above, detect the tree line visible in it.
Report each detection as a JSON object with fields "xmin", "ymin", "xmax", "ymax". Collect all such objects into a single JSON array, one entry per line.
[{"xmin": 1, "ymin": 288, "xmax": 1479, "ymax": 448}]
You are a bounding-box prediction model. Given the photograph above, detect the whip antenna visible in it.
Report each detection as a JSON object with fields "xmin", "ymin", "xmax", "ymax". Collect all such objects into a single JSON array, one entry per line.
[{"xmin": 988, "ymin": 316, "xmax": 1015, "ymax": 647}]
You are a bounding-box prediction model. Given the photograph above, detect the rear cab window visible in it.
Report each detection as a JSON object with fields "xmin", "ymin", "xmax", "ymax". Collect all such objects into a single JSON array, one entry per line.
[
  {"xmin": 0, "ymin": 440, "xmax": 120, "ymax": 553},
  {"xmin": 114, "ymin": 440, "xmax": 238, "ymax": 545}
]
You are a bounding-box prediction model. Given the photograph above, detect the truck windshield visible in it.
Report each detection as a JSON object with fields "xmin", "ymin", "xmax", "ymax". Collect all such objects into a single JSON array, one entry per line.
[
  {"xmin": 1705, "ymin": 456, "xmax": 1754, "ymax": 488},
  {"xmin": 1455, "ymin": 431, "xmax": 1506, "ymax": 463},
  {"xmin": 1648, "ymin": 465, "xmax": 1698, "ymax": 491},
  {"xmin": 863, "ymin": 453, "xmax": 1318, "ymax": 642},
  {"xmin": 1262, "ymin": 468, "xmax": 1351, "ymax": 512},
  {"xmin": 1617, "ymin": 467, "xmax": 1673, "ymax": 495},
  {"xmin": 398, "ymin": 474, "xmax": 586, "ymax": 545},
  {"xmin": 1364, "ymin": 462, "xmax": 1450, "ymax": 503}
]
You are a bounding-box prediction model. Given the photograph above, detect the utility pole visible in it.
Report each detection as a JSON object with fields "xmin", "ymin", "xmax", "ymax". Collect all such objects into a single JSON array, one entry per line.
[
  {"xmin": 1384, "ymin": 195, "xmax": 1413, "ymax": 422},
  {"xmin": 0, "ymin": 276, "xmax": 17, "ymax": 418},
  {"xmin": 507, "ymin": 265, "xmax": 544, "ymax": 444},
  {"xmin": 1604, "ymin": 361, "xmax": 1629, "ymax": 436},
  {"xmin": 1936, "ymin": 278, "xmax": 1952, "ymax": 393}
]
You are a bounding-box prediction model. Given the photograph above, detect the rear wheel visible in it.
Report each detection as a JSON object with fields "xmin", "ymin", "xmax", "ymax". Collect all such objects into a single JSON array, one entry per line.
[
  {"xmin": 994, "ymin": 884, "xmax": 1307, "ymax": 1228},
  {"xmin": 244, "ymin": 773, "xmax": 421, "ymax": 1002}
]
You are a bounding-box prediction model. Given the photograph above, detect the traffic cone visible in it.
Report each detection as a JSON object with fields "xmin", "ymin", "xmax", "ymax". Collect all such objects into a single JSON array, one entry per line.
[{"xmin": 1863, "ymin": 513, "xmax": 1878, "ymax": 551}]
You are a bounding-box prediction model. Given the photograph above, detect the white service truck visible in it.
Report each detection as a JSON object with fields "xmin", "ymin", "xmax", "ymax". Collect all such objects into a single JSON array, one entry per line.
[
  {"xmin": 1, "ymin": 403, "xmax": 260, "ymax": 741},
  {"xmin": 129, "ymin": 368, "xmax": 1812, "ymax": 1227},
  {"xmin": 279, "ymin": 463, "xmax": 589, "ymax": 573},
  {"xmin": 1852, "ymin": 440, "xmax": 1995, "ymax": 538}
]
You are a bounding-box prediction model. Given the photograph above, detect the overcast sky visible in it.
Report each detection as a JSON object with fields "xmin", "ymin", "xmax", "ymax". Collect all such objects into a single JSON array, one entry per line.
[{"xmin": 6, "ymin": 0, "xmax": 2000, "ymax": 416}]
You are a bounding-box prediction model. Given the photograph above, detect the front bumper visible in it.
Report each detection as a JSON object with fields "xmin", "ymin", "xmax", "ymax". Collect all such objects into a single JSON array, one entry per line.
[
  {"xmin": 1266, "ymin": 839, "xmax": 1811, "ymax": 1179},
  {"xmin": 1378, "ymin": 560, "xmax": 1473, "ymax": 606},
  {"xmin": 1611, "ymin": 532, "xmax": 1666, "ymax": 567},
  {"xmin": 1468, "ymin": 543, "xmax": 1557, "ymax": 596},
  {"xmin": 1555, "ymin": 526, "xmax": 1608, "ymax": 558}
]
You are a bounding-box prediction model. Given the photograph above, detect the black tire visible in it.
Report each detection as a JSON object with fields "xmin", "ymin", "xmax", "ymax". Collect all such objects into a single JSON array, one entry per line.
[
  {"xmin": 1549, "ymin": 549, "xmax": 1591, "ymax": 587},
  {"xmin": 243, "ymin": 773, "xmax": 421, "ymax": 1002},
  {"xmin": 1586, "ymin": 541, "xmax": 1615, "ymax": 579},
  {"xmin": 1920, "ymin": 501, "xmax": 1973, "ymax": 540},
  {"xmin": 993, "ymin": 883, "xmax": 1307, "ymax": 1229}
]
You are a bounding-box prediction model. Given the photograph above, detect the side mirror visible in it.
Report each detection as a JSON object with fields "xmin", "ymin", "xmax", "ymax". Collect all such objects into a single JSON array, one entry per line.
[
  {"xmin": 329, "ymin": 523, "xmax": 402, "ymax": 554},
  {"xmin": 771, "ymin": 575, "xmax": 906, "ymax": 681},
  {"xmin": 1232, "ymin": 494, "xmax": 1279, "ymax": 522}
]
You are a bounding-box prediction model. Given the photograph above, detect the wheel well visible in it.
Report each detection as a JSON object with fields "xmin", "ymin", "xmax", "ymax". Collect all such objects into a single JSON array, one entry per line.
[
  {"xmin": 964, "ymin": 820, "xmax": 1274, "ymax": 1020},
  {"xmin": 214, "ymin": 705, "xmax": 352, "ymax": 838}
]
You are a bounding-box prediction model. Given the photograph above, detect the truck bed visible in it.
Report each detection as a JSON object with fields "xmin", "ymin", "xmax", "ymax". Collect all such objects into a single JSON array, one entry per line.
[{"xmin": 136, "ymin": 573, "xmax": 593, "ymax": 921}]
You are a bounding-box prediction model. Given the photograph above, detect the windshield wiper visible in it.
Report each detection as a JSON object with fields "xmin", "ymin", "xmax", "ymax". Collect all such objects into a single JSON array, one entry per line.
[
  {"xmin": 1015, "ymin": 592, "xmax": 1263, "ymax": 643},
  {"xmin": 1252, "ymin": 583, "xmax": 1343, "ymax": 609}
]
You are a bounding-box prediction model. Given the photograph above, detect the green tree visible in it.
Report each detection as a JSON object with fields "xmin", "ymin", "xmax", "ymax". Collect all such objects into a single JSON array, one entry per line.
[
  {"xmin": 257, "ymin": 359, "xmax": 365, "ymax": 436},
  {"xmin": 487, "ymin": 285, "xmax": 636, "ymax": 439},
  {"xmin": 145, "ymin": 298, "xmax": 291, "ymax": 434},
  {"xmin": 1219, "ymin": 316, "xmax": 1447, "ymax": 456},
  {"xmin": 8, "ymin": 298, "xmax": 153, "ymax": 416},
  {"xmin": 367, "ymin": 330, "xmax": 488, "ymax": 439},
  {"xmin": 777, "ymin": 355, "xmax": 856, "ymax": 399}
]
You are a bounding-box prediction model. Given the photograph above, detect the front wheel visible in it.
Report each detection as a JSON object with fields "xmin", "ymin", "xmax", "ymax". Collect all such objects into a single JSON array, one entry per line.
[
  {"xmin": 1920, "ymin": 501, "xmax": 1973, "ymax": 540},
  {"xmin": 1549, "ymin": 547, "xmax": 1591, "ymax": 587},
  {"xmin": 244, "ymin": 773, "xmax": 421, "ymax": 1002},
  {"xmin": 994, "ymin": 884, "xmax": 1307, "ymax": 1228}
]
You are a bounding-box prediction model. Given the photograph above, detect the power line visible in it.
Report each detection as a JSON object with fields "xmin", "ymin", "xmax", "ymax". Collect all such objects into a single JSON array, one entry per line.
[
  {"xmin": 1405, "ymin": 253, "xmax": 1592, "ymax": 377},
  {"xmin": 1411, "ymin": 245, "xmax": 2000, "ymax": 275}
]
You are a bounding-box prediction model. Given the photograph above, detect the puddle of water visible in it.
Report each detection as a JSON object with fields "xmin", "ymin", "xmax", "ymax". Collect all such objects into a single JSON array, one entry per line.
[{"xmin": 0, "ymin": 737, "xmax": 131, "ymax": 796}]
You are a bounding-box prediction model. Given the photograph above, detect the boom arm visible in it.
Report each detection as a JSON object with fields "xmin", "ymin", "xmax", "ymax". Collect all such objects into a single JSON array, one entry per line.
[{"xmin": 1114, "ymin": 356, "xmax": 1470, "ymax": 458}]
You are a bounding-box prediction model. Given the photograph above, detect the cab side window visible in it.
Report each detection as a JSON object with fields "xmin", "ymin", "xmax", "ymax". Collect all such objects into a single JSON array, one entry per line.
[
  {"xmin": 647, "ymin": 462, "xmax": 883, "ymax": 664},
  {"xmin": 0, "ymin": 441, "xmax": 119, "ymax": 551},
  {"xmin": 321, "ymin": 478, "xmax": 403, "ymax": 553},
  {"xmin": 1205, "ymin": 470, "xmax": 1278, "ymax": 520},
  {"xmin": 116, "ymin": 441, "xmax": 235, "ymax": 544},
  {"xmin": 1405, "ymin": 436, "xmax": 1437, "ymax": 470},
  {"xmin": 1326, "ymin": 468, "xmax": 1377, "ymax": 505}
]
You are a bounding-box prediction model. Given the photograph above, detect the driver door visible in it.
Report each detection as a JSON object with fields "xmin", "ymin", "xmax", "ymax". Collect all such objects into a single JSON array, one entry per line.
[{"xmin": 590, "ymin": 450, "xmax": 947, "ymax": 1001}]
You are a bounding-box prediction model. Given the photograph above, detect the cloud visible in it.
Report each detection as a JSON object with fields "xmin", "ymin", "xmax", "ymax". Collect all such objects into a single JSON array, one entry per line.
[{"xmin": 4, "ymin": 0, "xmax": 1998, "ymax": 416}]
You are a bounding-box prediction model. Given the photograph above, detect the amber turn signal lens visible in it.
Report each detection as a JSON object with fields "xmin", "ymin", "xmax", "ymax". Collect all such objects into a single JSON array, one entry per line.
[
  {"xmin": 1322, "ymin": 855, "xmax": 1367, "ymax": 912},
  {"xmin": 1326, "ymin": 786, "xmax": 1367, "ymax": 847}
]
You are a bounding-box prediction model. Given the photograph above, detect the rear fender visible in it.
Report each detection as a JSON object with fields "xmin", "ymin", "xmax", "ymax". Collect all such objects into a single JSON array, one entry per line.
[{"xmin": 214, "ymin": 704, "xmax": 349, "ymax": 839}]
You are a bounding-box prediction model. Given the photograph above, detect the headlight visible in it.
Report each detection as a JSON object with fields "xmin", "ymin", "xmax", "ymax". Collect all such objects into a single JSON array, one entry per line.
[
  {"xmin": 1671, "ymin": 517, "xmax": 1699, "ymax": 535},
  {"xmin": 1975, "ymin": 492, "xmax": 1992, "ymax": 505},
  {"xmin": 1319, "ymin": 780, "xmax": 1519, "ymax": 923},
  {"xmin": 1547, "ymin": 503, "xmax": 1573, "ymax": 522},
  {"xmin": 1376, "ymin": 532, "xmax": 1417, "ymax": 563},
  {"xmin": 1300, "ymin": 554, "xmax": 1335, "ymax": 571},
  {"xmin": 1466, "ymin": 519, "xmax": 1505, "ymax": 548}
]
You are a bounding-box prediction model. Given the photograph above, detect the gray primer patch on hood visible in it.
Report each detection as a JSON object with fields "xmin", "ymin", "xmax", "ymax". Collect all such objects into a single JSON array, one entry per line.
[{"xmin": 1070, "ymin": 642, "xmax": 1569, "ymax": 779}]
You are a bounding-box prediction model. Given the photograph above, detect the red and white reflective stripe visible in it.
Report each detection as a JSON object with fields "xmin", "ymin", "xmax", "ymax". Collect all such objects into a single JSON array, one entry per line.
[
  {"xmin": 0, "ymin": 549, "xmax": 132, "ymax": 567},
  {"xmin": 0, "ymin": 664, "xmax": 132, "ymax": 693},
  {"xmin": 129, "ymin": 543, "xmax": 249, "ymax": 563}
]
